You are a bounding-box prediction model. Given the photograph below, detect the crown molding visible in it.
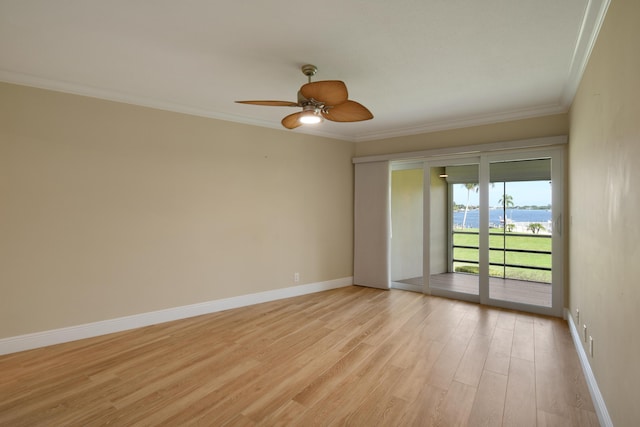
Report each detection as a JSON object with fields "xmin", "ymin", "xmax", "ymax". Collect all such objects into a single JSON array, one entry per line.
[
  {"xmin": 561, "ymin": 0, "xmax": 612, "ymax": 108},
  {"xmin": 0, "ymin": 70, "xmax": 352, "ymax": 142}
]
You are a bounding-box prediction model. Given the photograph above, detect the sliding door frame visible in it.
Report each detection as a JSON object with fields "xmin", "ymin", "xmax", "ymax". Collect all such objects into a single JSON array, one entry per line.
[
  {"xmin": 424, "ymin": 155, "xmax": 481, "ymax": 303},
  {"xmin": 356, "ymin": 136, "xmax": 567, "ymax": 317},
  {"xmin": 479, "ymin": 147, "xmax": 564, "ymax": 317},
  {"xmin": 421, "ymin": 146, "xmax": 564, "ymax": 316}
]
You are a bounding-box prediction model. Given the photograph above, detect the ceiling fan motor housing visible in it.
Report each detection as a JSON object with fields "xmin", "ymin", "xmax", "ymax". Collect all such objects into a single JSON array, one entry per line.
[{"xmin": 301, "ymin": 64, "xmax": 318, "ymax": 79}]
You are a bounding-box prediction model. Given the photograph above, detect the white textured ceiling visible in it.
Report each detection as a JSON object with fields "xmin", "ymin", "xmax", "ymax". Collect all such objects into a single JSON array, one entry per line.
[{"xmin": 0, "ymin": 0, "xmax": 607, "ymax": 141}]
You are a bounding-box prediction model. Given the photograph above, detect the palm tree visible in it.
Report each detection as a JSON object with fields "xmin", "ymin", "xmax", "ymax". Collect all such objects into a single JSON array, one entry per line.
[
  {"xmin": 498, "ymin": 193, "xmax": 514, "ymax": 232},
  {"xmin": 461, "ymin": 183, "xmax": 478, "ymax": 228},
  {"xmin": 499, "ymin": 193, "xmax": 514, "ymax": 209},
  {"xmin": 527, "ymin": 223, "xmax": 545, "ymax": 234}
]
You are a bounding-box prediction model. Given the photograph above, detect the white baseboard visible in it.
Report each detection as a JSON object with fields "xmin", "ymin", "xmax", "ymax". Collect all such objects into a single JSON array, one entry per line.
[
  {"xmin": 565, "ymin": 308, "xmax": 613, "ymax": 427},
  {"xmin": 0, "ymin": 277, "xmax": 353, "ymax": 356}
]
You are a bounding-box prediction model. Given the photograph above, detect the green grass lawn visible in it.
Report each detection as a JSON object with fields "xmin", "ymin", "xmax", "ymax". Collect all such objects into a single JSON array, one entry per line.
[{"xmin": 453, "ymin": 229, "xmax": 551, "ymax": 283}]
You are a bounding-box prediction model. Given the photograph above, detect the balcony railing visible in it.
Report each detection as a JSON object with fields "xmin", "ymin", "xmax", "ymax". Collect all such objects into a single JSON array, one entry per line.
[{"xmin": 452, "ymin": 230, "xmax": 552, "ymax": 282}]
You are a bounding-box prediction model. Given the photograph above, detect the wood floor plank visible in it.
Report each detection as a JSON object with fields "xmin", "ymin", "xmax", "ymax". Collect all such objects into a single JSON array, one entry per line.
[
  {"xmin": 293, "ymin": 360, "xmax": 404, "ymax": 425},
  {"xmin": 503, "ymin": 357, "xmax": 536, "ymax": 427},
  {"xmin": 511, "ymin": 317, "xmax": 535, "ymax": 361},
  {"xmin": 551, "ymin": 324, "xmax": 596, "ymax": 413},
  {"xmin": 241, "ymin": 330, "xmax": 364, "ymax": 422},
  {"xmin": 392, "ymin": 339, "xmax": 445, "ymax": 402},
  {"xmin": 291, "ymin": 342, "xmax": 374, "ymax": 407},
  {"xmin": 467, "ymin": 370, "xmax": 508, "ymax": 427},
  {"xmin": 438, "ymin": 380, "xmax": 477, "ymax": 426},
  {"xmin": 537, "ymin": 409, "xmax": 573, "ymax": 427},
  {"xmin": 0, "ymin": 287, "xmax": 597, "ymax": 426},
  {"xmin": 339, "ymin": 368, "xmax": 409, "ymax": 426},
  {"xmin": 484, "ymin": 325, "xmax": 514, "ymax": 376},
  {"xmin": 426, "ymin": 334, "xmax": 469, "ymax": 390},
  {"xmin": 453, "ymin": 332, "xmax": 491, "ymax": 387},
  {"xmin": 495, "ymin": 310, "xmax": 517, "ymax": 331},
  {"xmin": 418, "ymin": 307, "xmax": 466, "ymax": 344},
  {"xmin": 569, "ymin": 407, "xmax": 601, "ymax": 427},
  {"xmin": 253, "ymin": 399, "xmax": 306, "ymax": 427},
  {"xmin": 397, "ymin": 383, "xmax": 447, "ymax": 426},
  {"xmin": 535, "ymin": 364, "xmax": 587, "ymax": 425}
]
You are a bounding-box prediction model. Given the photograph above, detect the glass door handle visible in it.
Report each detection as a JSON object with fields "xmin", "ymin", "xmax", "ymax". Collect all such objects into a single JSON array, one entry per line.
[{"xmin": 554, "ymin": 214, "xmax": 562, "ymax": 236}]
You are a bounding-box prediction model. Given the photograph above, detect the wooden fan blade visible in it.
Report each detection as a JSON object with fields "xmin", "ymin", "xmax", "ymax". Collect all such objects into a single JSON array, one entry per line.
[
  {"xmin": 300, "ymin": 81, "xmax": 348, "ymax": 106},
  {"xmin": 235, "ymin": 100, "xmax": 299, "ymax": 107},
  {"xmin": 322, "ymin": 100, "xmax": 373, "ymax": 122},
  {"xmin": 281, "ymin": 111, "xmax": 304, "ymax": 129}
]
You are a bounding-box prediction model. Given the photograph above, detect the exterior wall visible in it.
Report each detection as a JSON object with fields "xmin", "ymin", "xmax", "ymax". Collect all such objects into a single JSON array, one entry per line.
[
  {"xmin": 429, "ymin": 167, "xmax": 448, "ymax": 275},
  {"xmin": 390, "ymin": 169, "xmax": 423, "ymax": 281},
  {"xmin": 568, "ymin": 0, "xmax": 640, "ymax": 424},
  {"xmin": 0, "ymin": 82, "xmax": 354, "ymax": 338}
]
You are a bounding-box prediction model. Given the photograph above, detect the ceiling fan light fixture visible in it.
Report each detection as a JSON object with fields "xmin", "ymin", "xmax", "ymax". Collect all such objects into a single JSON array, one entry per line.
[
  {"xmin": 236, "ymin": 64, "xmax": 372, "ymax": 129},
  {"xmin": 299, "ymin": 106, "xmax": 323, "ymax": 124}
]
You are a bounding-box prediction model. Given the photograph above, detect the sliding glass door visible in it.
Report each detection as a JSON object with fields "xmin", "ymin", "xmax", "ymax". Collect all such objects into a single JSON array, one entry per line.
[
  {"xmin": 424, "ymin": 148, "xmax": 564, "ymax": 316},
  {"xmin": 481, "ymin": 150, "xmax": 563, "ymax": 315}
]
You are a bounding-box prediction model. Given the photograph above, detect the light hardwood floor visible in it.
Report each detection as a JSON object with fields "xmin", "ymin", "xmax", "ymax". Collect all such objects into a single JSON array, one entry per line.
[{"xmin": 0, "ymin": 286, "xmax": 598, "ymax": 426}]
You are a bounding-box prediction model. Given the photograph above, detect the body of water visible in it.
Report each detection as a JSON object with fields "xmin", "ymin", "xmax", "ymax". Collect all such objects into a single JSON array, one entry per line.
[{"xmin": 454, "ymin": 209, "xmax": 552, "ymax": 229}]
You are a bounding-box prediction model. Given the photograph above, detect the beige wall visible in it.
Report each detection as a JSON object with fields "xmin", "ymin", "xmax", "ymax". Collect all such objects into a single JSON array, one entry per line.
[
  {"xmin": 568, "ymin": 0, "xmax": 640, "ymax": 424},
  {"xmin": 429, "ymin": 167, "xmax": 448, "ymax": 275},
  {"xmin": 0, "ymin": 83, "xmax": 354, "ymax": 338},
  {"xmin": 354, "ymin": 113, "xmax": 569, "ymax": 157},
  {"xmin": 390, "ymin": 169, "xmax": 423, "ymax": 281}
]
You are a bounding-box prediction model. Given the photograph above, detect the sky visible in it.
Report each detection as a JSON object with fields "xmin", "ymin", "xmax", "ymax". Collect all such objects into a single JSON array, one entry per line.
[{"xmin": 455, "ymin": 181, "xmax": 552, "ymax": 207}]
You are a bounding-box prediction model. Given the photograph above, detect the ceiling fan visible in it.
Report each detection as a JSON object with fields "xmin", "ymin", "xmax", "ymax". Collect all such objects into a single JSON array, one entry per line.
[{"xmin": 236, "ymin": 64, "xmax": 373, "ymax": 129}]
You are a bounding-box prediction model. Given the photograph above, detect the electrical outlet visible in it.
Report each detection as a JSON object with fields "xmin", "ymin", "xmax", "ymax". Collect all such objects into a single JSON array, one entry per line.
[
  {"xmin": 589, "ymin": 336, "xmax": 594, "ymax": 357},
  {"xmin": 583, "ymin": 324, "xmax": 587, "ymax": 342},
  {"xmin": 576, "ymin": 308, "xmax": 579, "ymax": 325},
  {"xmin": 294, "ymin": 272, "xmax": 300, "ymax": 283}
]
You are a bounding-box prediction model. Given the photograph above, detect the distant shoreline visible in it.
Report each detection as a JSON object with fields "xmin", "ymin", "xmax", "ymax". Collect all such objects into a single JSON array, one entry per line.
[{"xmin": 453, "ymin": 208, "xmax": 552, "ymax": 230}]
